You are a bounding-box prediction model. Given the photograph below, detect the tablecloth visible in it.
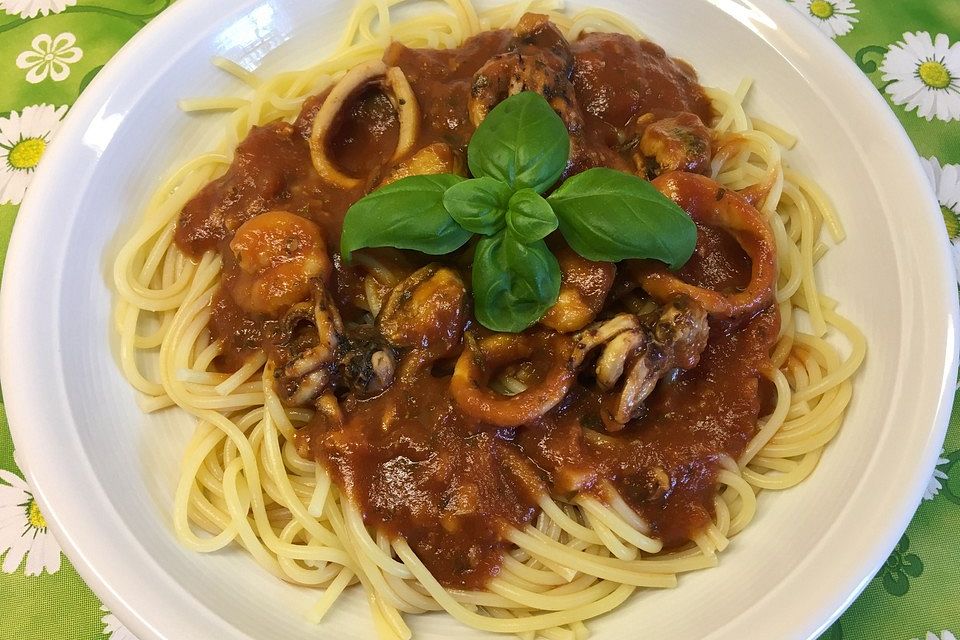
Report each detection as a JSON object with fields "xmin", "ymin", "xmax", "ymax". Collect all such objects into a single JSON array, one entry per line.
[{"xmin": 0, "ymin": 1, "xmax": 958, "ymax": 638}]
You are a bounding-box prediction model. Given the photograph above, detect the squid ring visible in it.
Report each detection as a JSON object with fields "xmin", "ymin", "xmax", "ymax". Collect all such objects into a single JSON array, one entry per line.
[
  {"xmin": 309, "ymin": 59, "xmax": 420, "ymax": 188},
  {"xmin": 450, "ymin": 333, "xmax": 575, "ymax": 428},
  {"xmin": 637, "ymin": 171, "xmax": 777, "ymax": 319}
]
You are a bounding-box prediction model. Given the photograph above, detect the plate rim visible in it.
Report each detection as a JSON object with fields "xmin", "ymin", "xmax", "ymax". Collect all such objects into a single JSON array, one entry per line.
[{"xmin": 1, "ymin": 0, "xmax": 956, "ymax": 638}]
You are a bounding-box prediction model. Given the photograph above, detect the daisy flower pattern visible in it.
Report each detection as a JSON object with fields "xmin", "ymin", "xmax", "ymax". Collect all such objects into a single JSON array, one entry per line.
[
  {"xmin": 0, "ymin": 0, "xmax": 76, "ymax": 18},
  {"xmin": 796, "ymin": 0, "xmax": 859, "ymax": 39},
  {"xmin": 923, "ymin": 450, "xmax": 951, "ymax": 501},
  {"xmin": 15, "ymin": 33, "xmax": 84, "ymax": 84},
  {"xmin": 910, "ymin": 632, "xmax": 958, "ymax": 640},
  {"xmin": 101, "ymin": 606, "xmax": 140, "ymax": 640},
  {"xmin": 0, "ymin": 469, "xmax": 62, "ymax": 576},
  {"xmin": 881, "ymin": 32, "xmax": 960, "ymax": 122},
  {"xmin": 0, "ymin": 103, "xmax": 68, "ymax": 205},
  {"xmin": 918, "ymin": 156, "xmax": 960, "ymax": 285}
]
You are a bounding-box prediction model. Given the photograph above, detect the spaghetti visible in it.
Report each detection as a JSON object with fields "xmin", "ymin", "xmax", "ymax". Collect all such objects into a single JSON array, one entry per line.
[{"xmin": 112, "ymin": 1, "xmax": 865, "ymax": 638}]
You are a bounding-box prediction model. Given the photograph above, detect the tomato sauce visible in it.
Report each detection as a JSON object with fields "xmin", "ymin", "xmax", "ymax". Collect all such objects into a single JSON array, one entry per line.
[{"xmin": 174, "ymin": 21, "xmax": 777, "ymax": 590}]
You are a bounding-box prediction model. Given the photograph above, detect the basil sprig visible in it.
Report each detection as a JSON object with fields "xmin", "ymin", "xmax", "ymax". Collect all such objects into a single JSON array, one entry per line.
[
  {"xmin": 340, "ymin": 174, "xmax": 472, "ymax": 258},
  {"xmin": 549, "ymin": 168, "xmax": 695, "ymax": 269},
  {"xmin": 443, "ymin": 177, "xmax": 512, "ymax": 236},
  {"xmin": 473, "ymin": 234, "xmax": 560, "ymax": 333},
  {"xmin": 467, "ymin": 92, "xmax": 570, "ymax": 192},
  {"xmin": 340, "ymin": 91, "xmax": 696, "ymax": 332}
]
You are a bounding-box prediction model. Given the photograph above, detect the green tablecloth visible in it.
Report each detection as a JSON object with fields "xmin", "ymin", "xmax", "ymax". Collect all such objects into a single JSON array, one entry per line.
[{"xmin": 0, "ymin": 1, "xmax": 957, "ymax": 638}]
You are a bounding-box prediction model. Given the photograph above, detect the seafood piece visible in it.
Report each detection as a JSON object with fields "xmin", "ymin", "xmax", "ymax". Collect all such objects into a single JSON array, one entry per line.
[
  {"xmin": 468, "ymin": 14, "xmax": 583, "ymax": 132},
  {"xmin": 634, "ymin": 112, "xmax": 712, "ymax": 177},
  {"xmin": 450, "ymin": 331, "xmax": 576, "ymax": 428},
  {"xmin": 635, "ymin": 171, "xmax": 777, "ymax": 319},
  {"xmin": 270, "ymin": 288, "xmax": 343, "ymax": 406},
  {"xmin": 540, "ymin": 245, "xmax": 616, "ymax": 333},
  {"xmin": 379, "ymin": 142, "xmax": 465, "ymax": 187},
  {"xmin": 228, "ymin": 210, "xmax": 331, "ymax": 316},
  {"xmin": 309, "ymin": 60, "xmax": 420, "ymax": 188},
  {"xmin": 572, "ymin": 298, "xmax": 709, "ymax": 430},
  {"xmin": 271, "ymin": 288, "xmax": 397, "ymax": 405},
  {"xmin": 377, "ymin": 264, "xmax": 468, "ymax": 355}
]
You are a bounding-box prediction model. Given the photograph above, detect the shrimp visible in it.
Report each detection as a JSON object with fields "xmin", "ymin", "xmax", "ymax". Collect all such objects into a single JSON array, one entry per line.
[
  {"xmin": 228, "ymin": 210, "xmax": 332, "ymax": 316},
  {"xmin": 376, "ymin": 264, "xmax": 468, "ymax": 356},
  {"xmin": 540, "ymin": 245, "xmax": 616, "ymax": 333},
  {"xmin": 379, "ymin": 143, "xmax": 464, "ymax": 187}
]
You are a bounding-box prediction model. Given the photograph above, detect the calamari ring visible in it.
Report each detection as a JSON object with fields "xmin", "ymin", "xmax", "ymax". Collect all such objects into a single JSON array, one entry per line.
[
  {"xmin": 309, "ymin": 60, "xmax": 420, "ymax": 188},
  {"xmin": 450, "ymin": 332, "xmax": 575, "ymax": 428},
  {"xmin": 637, "ymin": 171, "xmax": 777, "ymax": 319}
]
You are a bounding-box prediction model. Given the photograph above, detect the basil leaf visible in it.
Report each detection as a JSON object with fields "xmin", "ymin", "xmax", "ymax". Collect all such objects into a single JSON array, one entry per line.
[
  {"xmin": 548, "ymin": 168, "xmax": 697, "ymax": 269},
  {"xmin": 442, "ymin": 177, "xmax": 512, "ymax": 236},
  {"xmin": 472, "ymin": 234, "xmax": 561, "ymax": 333},
  {"xmin": 340, "ymin": 174, "xmax": 471, "ymax": 261},
  {"xmin": 506, "ymin": 189, "xmax": 558, "ymax": 243},
  {"xmin": 468, "ymin": 92, "xmax": 570, "ymax": 194}
]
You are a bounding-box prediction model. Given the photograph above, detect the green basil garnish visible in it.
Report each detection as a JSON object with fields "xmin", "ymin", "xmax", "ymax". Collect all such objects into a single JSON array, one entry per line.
[
  {"xmin": 506, "ymin": 189, "xmax": 557, "ymax": 243},
  {"xmin": 339, "ymin": 92, "xmax": 698, "ymax": 332},
  {"xmin": 467, "ymin": 91, "xmax": 569, "ymax": 193},
  {"xmin": 340, "ymin": 174, "xmax": 470, "ymax": 261},
  {"xmin": 549, "ymin": 168, "xmax": 697, "ymax": 269},
  {"xmin": 442, "ymin": 177, "xmax": 512, "ymax": 236},
  {"xmin": 472, "ymin": 234, "xmax": 561, "ymax": 333}
]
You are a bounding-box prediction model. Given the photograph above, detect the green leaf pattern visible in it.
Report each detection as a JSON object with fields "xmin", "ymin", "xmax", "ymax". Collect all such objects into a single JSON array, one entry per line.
[
  {"xmin": 0, "ymin": 1, "xmax": 958, "ymax": 638},
  {"xmin": 880, "ymin": 534, "xmax": 924, "ymax": 597}
]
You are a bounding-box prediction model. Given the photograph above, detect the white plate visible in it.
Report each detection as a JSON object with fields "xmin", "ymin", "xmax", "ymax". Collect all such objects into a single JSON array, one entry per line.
[{"xmin": 1, "ymin": 0, "xmax": 957, "ymax": 638}]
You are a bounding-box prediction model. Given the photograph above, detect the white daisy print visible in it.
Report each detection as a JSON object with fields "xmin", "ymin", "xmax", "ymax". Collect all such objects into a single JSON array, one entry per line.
[
  {"xmin": 918, "ymin": 156, "xmax": 960, "ymax": 286},
  {"xmin": 922, "ymin": 449, "xmax": 950, "ymax": 501},
  {"xmin": 0, "ymin": 469, "xmax": 62, "ymax": 576},
  {"xmin": 0, "ymin": 103, "xmax": 69, "ymax": 205},
  {"xmin": 15, "ymin": 32, "xmax": 83, "ymax": 84},
  {"xmin": 101, "ymin": 605, "xmax": 140, "ymax": 640},
  {"xmin": 881, "ymin": 32, "xmax": 960, "ymax": 122},
  {"xmin": 796, "ymin": 0, "xmax": 858, "ymax": 39},
  {"xmin": 0, "ymin": 0, "xmax": 76, "ymax": 18},
  {"xmin": 910, "ymin": 632, "xmax": 957, "ymax": 640}
]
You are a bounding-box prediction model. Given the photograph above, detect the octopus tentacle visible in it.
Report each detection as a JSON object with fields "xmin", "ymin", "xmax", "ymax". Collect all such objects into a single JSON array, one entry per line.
[
  {"xmin": 272, "ymin": 288, "xmax": 344, "ymax": 406},
  {"xmin": 573, "ymin": 299, "xmax": 709, "ymax": 431},
  {"xmin": 570, "ymin": 314, "xmax": 639, "ymax": 367},
  {"xmin": 595, "ymin": 328, "xmax": 646, "ymax": 392}
]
